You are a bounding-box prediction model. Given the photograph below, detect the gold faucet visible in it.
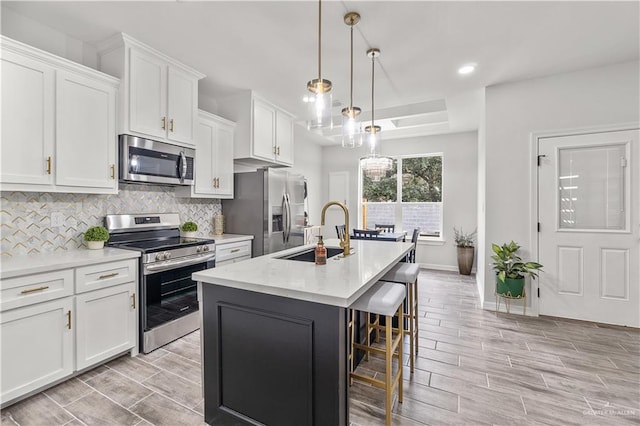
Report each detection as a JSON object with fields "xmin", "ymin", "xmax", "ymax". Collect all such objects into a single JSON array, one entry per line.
[{"xmin": 320, "ymin": 201, "xmax": 351, "ymax": 256}]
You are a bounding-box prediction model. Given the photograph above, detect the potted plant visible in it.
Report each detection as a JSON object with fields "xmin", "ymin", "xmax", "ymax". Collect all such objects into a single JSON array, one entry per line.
[
  {"xmin": 180, "ymin": 221, "xmax": 198, "ymax": 238},
  {"xmin": 84, "ymin": 226, "xmax": 109, "ymax": 250},
  {"xmin": 491, "ymin": 241, "xmax": 543, "ymax": 298},
  {"xmin": 454, "ymin": 227, "xmax": 476, "ymax": 275}
]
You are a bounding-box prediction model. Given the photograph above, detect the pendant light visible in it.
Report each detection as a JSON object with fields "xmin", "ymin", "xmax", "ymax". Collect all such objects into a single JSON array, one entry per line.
[
  {"xmin": 361, "ymin": 48, "xmax": 393, "ymax": 181},
  {"xmin": 341, "ymin": 12, "xmax": 363, "ymax": 148},
  {"xmin": 306, "ymin": 0, "xmax": 333, "ymax": 130}
]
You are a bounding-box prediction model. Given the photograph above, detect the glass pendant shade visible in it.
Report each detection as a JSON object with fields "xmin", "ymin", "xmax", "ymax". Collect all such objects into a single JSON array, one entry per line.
[
  {"xmin": 341, "ymin": 106, "xmax": 362, "ymax": 147},
  {"xmin": 306, "ymin": 87, "xmax": 333, "ymax": 130}
]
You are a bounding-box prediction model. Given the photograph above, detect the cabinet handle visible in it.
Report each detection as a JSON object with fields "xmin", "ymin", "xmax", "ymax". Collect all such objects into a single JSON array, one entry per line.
[
  {"xmin": 230, "ymin": 248, "xmax": 241, "ymax": 253},
  {"xmin": 131, "ymin": 293, "xmax": 136, "ymax": 310},
  {"xmin": 277, "ymin": 146, "xmax": 280, "ymax": 155},
  {"xmin": 98, "ymin": 272, "xmax": 119, "ymax": 280},
  {"xmin": 216, "ymin": 177, "xmax": 220, "ymax": 188},
  {"xmin": 273, "ymin": 146, "xmax": 277, "ymax": 154},
  {"xmin": 162, "ymin": 117, "xmax": 166, "ymax": 130},
  {"xmin": 110, "ymin": 164, "xmax": 115, "ymax": 179},
  {"xmin": 212, "ymin": 178, "xmax": 216, "ymax": 188},
  {"xmin": 66, "ymin": 310, "xmax": 72, "ymax": 330},
  {"xmin": 169, "ymin": 119, "xmax": 174, "ymax": 132},
  {"xmin": 46, "ymin": 156, "xmax": 52, "ymax": 174},
  {"xmin": 20, "ymin": 285, "xmax": 49, "ymax": 294}
]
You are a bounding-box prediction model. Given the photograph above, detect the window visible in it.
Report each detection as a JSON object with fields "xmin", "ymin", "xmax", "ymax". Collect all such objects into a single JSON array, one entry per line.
[{"xmin": 361, "ymin": 154, "xmax": 443, "ymax": 239}]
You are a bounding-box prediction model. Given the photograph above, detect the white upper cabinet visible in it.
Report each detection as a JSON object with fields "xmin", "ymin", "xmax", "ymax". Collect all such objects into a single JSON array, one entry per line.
[
  {"xmin": 218, "ymin": 91, "xmax": 295, "ymax": 167},
  {"xmin": 0, "ymin": 36, "xmax": 119, "ymax": 194},
  {"xmin": 56, "ymin": 70, "xmax": 117, "ymax": 189},
  {"xmin": 98, "ymin": 33, "xmax": 204, "ymax": 147},
  {"xmin": 176, "ymin": 110, "xmax": 236, "ymax": 199},
  {"xmin": 1, "ymin": 48, "xmax": 55, "ymax": 186}
]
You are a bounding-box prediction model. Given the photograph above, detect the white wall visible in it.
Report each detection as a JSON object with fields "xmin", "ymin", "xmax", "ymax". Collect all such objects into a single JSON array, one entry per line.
[
  {"xmin": 322, "ymin": 131, "xmax": 478, "ymax": 271},
  {"xmin": 1, "ymin": 6, "xmax": 97, "ymax": 68},
  {"xmin": 483, "ymin": 60, "xmax": 640, "ymax": 307}
]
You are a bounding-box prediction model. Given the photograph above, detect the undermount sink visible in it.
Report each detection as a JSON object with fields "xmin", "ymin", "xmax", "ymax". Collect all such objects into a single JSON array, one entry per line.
[{"xmin": 278, "ymin": 247, "xmax": 345, "ymax": 262}]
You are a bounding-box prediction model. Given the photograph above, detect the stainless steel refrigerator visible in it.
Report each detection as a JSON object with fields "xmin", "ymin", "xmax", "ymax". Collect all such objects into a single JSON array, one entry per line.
[{"xmin": 222, "ymin": 168, "xmax": 307, "ymax": 256}]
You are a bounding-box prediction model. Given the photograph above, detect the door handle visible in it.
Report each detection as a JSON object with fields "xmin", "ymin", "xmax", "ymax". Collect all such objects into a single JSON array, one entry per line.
[
  {"xmin": 161, "ymin": 117, "xmax": 166, "ymax": 130},
  {"xmin": 131, "ymin": 293, "xmax": 136, "ymax": 310},
  {"xmin": 66, "ymin": 310, "xmax": 72, "ymax": 330},
  {"xmin": 170, "ymin": 119, "xmax": 174, "ymax": 132},
  {"xmin": 281, "ymin": 194, "xmax": 287, "ymax": 244},
  {"xmin": 110, "ymin": 164, "xmax": 115, "ymax": 179},
  {"xmin": 178, "ymin": 151, "xmax": 187, "ymax": 182},
  {"xmin": 46, "ymin": 156, "xmax": 52, "ymax": 174}
]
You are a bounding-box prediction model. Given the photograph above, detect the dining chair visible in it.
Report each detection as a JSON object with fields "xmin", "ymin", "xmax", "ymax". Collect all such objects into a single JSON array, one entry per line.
[
  {"xmin": 353, "ymin": 229, "xmax": 380, "ymax": 238},
  {"xmin": 375, "ymin": 224, "xmax": 395, "ymax": 233},
  {"xmin": 335, "ymin": 225, "xmax": 346, "ymax": 240}
]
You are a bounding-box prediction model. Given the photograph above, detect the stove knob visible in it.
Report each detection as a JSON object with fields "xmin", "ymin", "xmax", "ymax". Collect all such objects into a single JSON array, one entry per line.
[
  {"xmin": 196, "ymin": 246, "xmax": 203, "ymax": 253},
  {"xmin": 164, "ymin": 251, "xmax": 171, "ymax": 260},
  {"xmin": 155, "ymin": 253, "xmax": 163, "ymax": 261},
  {"xmin": 203, "ymin": 245, "xmax": 209, "ymax": 252}
]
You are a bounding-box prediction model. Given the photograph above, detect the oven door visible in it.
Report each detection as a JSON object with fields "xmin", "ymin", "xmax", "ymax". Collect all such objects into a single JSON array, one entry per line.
[
  {"xmin": 120, "ymin": 134, "xmax": 194, "ymax": 185},
  {"xmin": 142, "ymin": 255, "xmax": 215, "ymax": 333}
]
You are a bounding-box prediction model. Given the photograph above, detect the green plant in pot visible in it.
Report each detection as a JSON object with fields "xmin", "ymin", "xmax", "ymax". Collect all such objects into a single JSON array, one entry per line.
[
  {"xmin": 454, "ymin": 227, "xmax": 476, "ymax": 275},
  {"xmin": 180, "ymin": 221, "xmax": 198, "ymax": 238},
  {"xmin": 491, "ymin": 241, "xmax": 543, "ymax": 298},
  {"xmin": 84, "ymin": 226, "xmax": 109, "ymax": 250}
]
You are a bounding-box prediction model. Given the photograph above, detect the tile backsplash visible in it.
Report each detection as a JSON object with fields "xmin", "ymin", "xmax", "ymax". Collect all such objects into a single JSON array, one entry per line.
[{"xmin": 0, "ymin": 184, "xmax": 221, "ymax": 257}]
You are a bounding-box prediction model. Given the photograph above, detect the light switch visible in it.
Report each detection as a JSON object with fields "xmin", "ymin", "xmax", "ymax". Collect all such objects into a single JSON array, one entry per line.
[{"xmin": 51, "ymin": 212, "xmax": 64, "ymax": 227}]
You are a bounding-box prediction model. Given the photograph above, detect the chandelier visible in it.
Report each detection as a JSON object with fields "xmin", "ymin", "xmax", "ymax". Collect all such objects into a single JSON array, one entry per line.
[
  {"xmin": 360, "ymin": 48, "xmax": 392, "ymax": 181},
  {"xmin": 341, "ymin": 12, "xmax": 363, "ymax": 148},
  {"xmin": 306, "ymin": 0, "xmax": 332, "ymax": 130}
]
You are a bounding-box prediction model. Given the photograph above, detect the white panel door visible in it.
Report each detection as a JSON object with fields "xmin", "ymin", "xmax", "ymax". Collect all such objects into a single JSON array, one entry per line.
[
  {"xmin": 215, "ymin": 121, "xmax": 235, "ymax": 198},
  {"xmin": 167, "ymin": 67, "xmax": 197, "ymax": 144},
  {"xmin": 75, "ymin": 282, "xmax": 136, "ymax": 371},
  {"xmin": 325, "ymin": 171, "xmax": 350, "ymax": 238},
  {"xmin": 252, "ymin": 98, "xmax": 276, "ymax": 161},
  {"xmin": 275, "ymin": 110, "xmax": 294, "ymax": 166},
  {"xmin": 1, "ymin": 297, "xmax": 73, "ymax": 404},
  {"xmin": 194, "ymin": 118, "xmax": 216, "ymax": 196},
  {"xmin": 538, "ymin": 129, "xmax": 639, "ymax": 327},
  {"xmin": 129, "ymin": 48, "xmax": 166, "ymax": 140},
  {"xmin": 1, "ymin": 50, "xmax": 54, "ymax": 185},
  {"xmin": 56, "ymin": 71, "xmax": 117, "ymax": 190}
]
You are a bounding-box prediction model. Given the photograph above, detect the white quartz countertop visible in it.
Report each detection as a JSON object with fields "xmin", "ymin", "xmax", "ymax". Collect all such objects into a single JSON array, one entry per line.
[
  {"xmin": 209, "ymin": 234, "xmax": 254, "ymax": 244},
  {"xmin": 193, "ymin": 238, "xmax": 414, "ymax": 307},
  {"xmin": 1, "ymin": 248, "xmax": 141, "ymax": 279}
]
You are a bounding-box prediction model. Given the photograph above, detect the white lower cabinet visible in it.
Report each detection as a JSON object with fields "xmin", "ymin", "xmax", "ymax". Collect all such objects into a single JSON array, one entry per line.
[
  {"xmin": 215, "ymin": 239, "xmax": 252, "ymax": 267},
  {"xmin": 75, "ymin": 282, "xmax": 136, "ymax": 371},
  {"xmin": 1, "ymin": 297, "xmax": 73, "ymax": 404},
  {"xmin": 0, "ymin": 258, "xmax": 138, "ymax": 405}
]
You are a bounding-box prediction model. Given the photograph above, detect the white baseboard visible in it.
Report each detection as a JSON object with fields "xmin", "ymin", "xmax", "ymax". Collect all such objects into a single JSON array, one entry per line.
[
  {"xmin": 419, "ymin": 263, "xmax": 477, "ymax": 274},
  {"xmin": 483, "ymin": 299, "xmax": 537, "ymax": 317}
]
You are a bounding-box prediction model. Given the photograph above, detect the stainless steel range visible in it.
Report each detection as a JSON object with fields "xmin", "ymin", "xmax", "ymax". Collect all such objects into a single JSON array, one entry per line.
[{"xmin": 105, "ymin": 213, "xmax": 215, "ymax": 353}]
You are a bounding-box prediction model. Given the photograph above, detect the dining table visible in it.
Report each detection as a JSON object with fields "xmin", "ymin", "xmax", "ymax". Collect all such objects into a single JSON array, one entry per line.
[{"xmin": 350, "ymin": 231, "xmax": 407, "ymax": 242}]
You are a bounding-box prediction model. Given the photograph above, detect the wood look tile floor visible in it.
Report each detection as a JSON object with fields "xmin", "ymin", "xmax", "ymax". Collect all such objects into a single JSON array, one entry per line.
[{"xmin": 2, "ymin": 270, "xmax": 639, "ymax": 425}]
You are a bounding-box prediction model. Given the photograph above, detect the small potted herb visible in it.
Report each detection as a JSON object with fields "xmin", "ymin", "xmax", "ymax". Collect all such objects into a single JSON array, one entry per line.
[
  {"xmin": 84, "ymin": 226, "xmax": 110, "ymax": 250},
  {"xmin": 180, "ymin": 221, "xmax": 198, "ymax": 238},
  {"xmin": 454, "ymin": 227, "xmax": 476, "ymax": 275},
  {"xmin": 491, "ymin": 241, "xmax": 543, "ymax": 298}
]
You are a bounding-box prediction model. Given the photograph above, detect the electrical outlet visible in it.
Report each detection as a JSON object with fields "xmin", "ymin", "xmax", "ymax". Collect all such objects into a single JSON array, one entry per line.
[{"xmin": 51, "ymin": 212, "xmax": 64, "ymax": 227}]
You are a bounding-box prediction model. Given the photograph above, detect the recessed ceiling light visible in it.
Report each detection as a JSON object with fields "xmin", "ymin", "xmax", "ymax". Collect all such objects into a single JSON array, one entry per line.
[{"xmin": 458, "ymin": 64, "xmax": 476, "ymax": 75}]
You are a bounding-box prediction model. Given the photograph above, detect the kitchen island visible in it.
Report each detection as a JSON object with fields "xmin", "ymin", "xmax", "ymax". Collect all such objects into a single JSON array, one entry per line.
[{"xmin": 193, "ymin": 238, "xmax": 414, "ymax": 426}]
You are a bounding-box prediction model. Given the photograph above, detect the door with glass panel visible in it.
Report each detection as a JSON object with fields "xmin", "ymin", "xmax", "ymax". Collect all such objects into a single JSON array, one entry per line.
[{"xmin": 538, "ymin": 129, "xmax": 639, "ymax": 327}]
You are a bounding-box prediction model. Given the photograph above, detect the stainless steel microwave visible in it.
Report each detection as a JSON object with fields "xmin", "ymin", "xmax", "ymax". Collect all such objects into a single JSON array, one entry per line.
[{"xmin": 119, "ymin": 135, "xmax": 195, "ymax": 186}]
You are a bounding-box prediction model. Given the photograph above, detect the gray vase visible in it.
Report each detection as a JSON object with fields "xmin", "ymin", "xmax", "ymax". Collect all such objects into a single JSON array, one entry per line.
[{"xmin": 457, "ymin": 246, "xmax": 474, "ymax": 275}]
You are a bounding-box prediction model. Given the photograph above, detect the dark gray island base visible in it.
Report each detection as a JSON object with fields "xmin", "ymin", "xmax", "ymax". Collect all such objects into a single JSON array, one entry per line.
[{"xmin": 201, "ymin": 284, "xmax": 348, "ymax": 426}]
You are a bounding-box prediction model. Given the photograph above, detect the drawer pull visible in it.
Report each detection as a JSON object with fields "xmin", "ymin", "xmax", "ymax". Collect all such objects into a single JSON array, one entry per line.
[
  {"xmin": 66, "ymin": 310, "xmax": 72, "ymax": 330},
  {"xmin": 230, "ymin": 248, "xmax": 241, "ymax": 253},
  {"xmin": 20, "ymin": 286, "xmax": 50, "ymax": 294},
  {"xmin": 98, "ymin": 272, "xmax": 119, "ymax": 280},
  {"xmin": 131, "ymin": 293, "xmax": 136, "ymax": 310}
]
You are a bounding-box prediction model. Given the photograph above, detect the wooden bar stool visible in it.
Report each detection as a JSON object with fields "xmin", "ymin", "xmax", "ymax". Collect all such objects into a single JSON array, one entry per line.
[
  {"xmin": 380, "ymin": 262, "xmax": 420, "ymax": 373},
  {"xmin": 349, "ymin": 281, "xmax": 405, "ymax": 426}
]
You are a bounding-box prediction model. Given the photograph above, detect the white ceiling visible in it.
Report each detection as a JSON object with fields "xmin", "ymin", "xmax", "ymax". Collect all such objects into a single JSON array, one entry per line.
[{"xmin": 3, "ymin": 1, "xmax": 639, "ymax": 145}]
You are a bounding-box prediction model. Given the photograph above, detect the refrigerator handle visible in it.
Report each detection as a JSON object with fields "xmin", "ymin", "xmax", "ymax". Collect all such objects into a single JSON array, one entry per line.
[
  {"xmin": 285, "ymin": 193, "xmax": 292, "ymax": 243},
  {"xmin": 282, "ymin": 194, "xmax": 288, "ymax": 244}
]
